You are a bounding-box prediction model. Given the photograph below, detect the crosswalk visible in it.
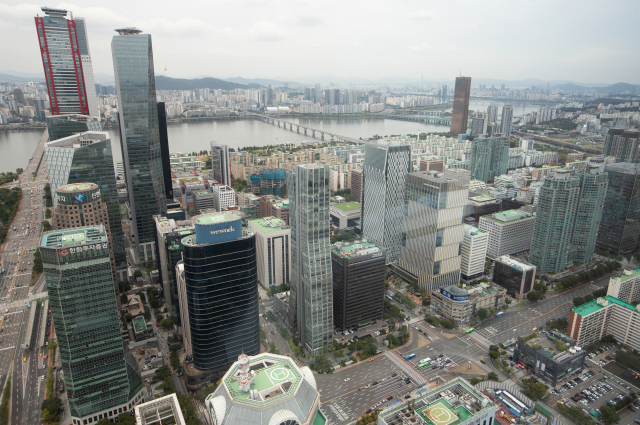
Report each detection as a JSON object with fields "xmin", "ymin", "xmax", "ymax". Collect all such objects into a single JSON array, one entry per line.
[{"xmin": 194, "ymin": 399, "xmax": 205, "ymax": 413}]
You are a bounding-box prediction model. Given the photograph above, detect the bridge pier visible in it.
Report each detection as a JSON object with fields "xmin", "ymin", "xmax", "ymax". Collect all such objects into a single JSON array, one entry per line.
[
  {"xmin": 321, "ymin": 132, "xmax": 325, "ymax": 141},
  {"xmin": 277, "ymin": 121, "xmax": 281, "ymax": 127},
  {"xmin": 296, "ymin": 125, "xmax": 300, "ymax": 133},
  {"xmin": 312, "ymin": 130, "xmax": 315, "ymax": 138},
  {"xmin": 304, "ymin": 128, "xmax": 307, "ymax": 135}
]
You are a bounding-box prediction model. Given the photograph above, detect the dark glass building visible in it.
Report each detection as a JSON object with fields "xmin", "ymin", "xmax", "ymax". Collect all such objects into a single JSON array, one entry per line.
[
  {"xmin": 157, "ymin": 102, "xmax": 173, "ymax": 199},
  {"xmin": 178, "ymin": 212, "xmax": 259, "ymax": 377},
  {"xmin": 40, "ymin": 227, "xmax": 143, "ymax": 423},
  {"xmin": 112, "ymin": 28, "xmax": 167, "ymax": 262},
  {"xmin": 44, "ymin": 131, "xmax": 127, "ymax": 280},
  {"xmin": 332, "ymin": 241, "xmax": 386, "ymax": 332},
  {"xmin": 46, "ymin": 114, "xmax": 102, "ymax": 141},
  {"xmin": 492, "ymin": 255, "xmax": 536, "ymax": 300},
  {"xmin": 597, "ymin": 162, "xmax": 640, "ymax": 255},
  {"xmin": 450, "ymin": 76, "xmax": 471, "ymax": 137}
]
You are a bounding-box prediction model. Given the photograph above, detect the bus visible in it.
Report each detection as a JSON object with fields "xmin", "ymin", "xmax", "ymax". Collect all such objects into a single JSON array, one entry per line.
[
  {"xmin": 417, "ymin": 361, "xmax": 430, "ymax": 369},
  {"xmin": 501, "ymin": 391, "xmax": 527, "ymax": 413},
  {"xmin": 385, "ymin": 295, "xmax": 393, "ymax": 301},
  {"xmin": 532, "ymin": 327, "xmax": 538, "ymax": 333},
  {"xmin": 465, "ymin": 328, "xmax": 474, "ymax": 335},
  {"xmin": 495, "ymin": 312, "xmax": 504, "ymax": 318},
  {"xmin": 405, "ymin": 353, "xmax": 416, "ymax": 360}
]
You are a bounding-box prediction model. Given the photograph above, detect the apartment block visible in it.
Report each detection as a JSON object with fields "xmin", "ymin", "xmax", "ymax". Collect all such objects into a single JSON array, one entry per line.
[
  {"xmin": 607, "ymin": 269, "xmax": 640, "ymax": 305},
  {"xmin": 479, "ymin": 210, "xmax": 535, "ymax": 258}
]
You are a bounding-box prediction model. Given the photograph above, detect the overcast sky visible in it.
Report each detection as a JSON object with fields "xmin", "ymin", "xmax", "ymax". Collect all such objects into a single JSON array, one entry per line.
[{"xmin": 2, "ymin": 0, "xmax": 639, "ymax": 84}]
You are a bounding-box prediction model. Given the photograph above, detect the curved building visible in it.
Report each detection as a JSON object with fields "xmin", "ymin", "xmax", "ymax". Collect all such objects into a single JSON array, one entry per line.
[
  {"xmin": 205, "ymin": 353, "xmax": 325, "ymax": 425},
  {"xmin": 178, "ymin": 211, "xmax": 259, "ymax": 381}
]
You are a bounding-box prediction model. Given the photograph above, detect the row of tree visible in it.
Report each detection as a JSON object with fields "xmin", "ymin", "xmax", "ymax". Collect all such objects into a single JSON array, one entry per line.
[{"xmin": 554, "ymin": 261, "xmax": 621, "ymax": 293}]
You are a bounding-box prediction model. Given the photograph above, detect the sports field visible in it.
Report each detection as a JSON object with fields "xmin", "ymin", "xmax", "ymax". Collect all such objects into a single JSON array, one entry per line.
[{"xmin": 418, "ymin": 398, "xmax": 473, "ymax": 425}]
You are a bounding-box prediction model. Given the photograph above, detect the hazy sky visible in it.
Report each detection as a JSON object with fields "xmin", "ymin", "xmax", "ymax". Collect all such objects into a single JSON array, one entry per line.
[{"xmin": 2, "ymin": 0, "xmax": 639, "ymax": 84}]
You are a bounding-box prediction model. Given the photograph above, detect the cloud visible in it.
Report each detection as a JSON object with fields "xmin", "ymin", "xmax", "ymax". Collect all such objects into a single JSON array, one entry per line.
[
  {"xmin": 458, "ymin": 23, "xmax": 477, "ymax": 30},
  {"xmin": 297, "ymin": 16, "xmax": 324, "ymax": 27},
  {"xmin": 409, "ymin": 43, "xmax": 460, "ymax": 53},
  {"xmin": 409, "ymin": 10, "xmax": 436, "ymax": 20},
  {"xmin": 0, "ymin": 3, "xmax": 44, "ymax": 25},
  {"xmin": 247, "ymin": 20, "xmax": 288, "ymax": 41}
]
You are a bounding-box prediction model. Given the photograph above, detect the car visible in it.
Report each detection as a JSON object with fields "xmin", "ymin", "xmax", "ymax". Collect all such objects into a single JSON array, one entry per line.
[
  {"xmin": 41, "ymin": 375, "xmax": 45, "ymax": 380},
  {"xmin": 404, "ymin": 394, "xmax": 411, "ymax": 399},
  {"xmin": 373, "ymin": 381, "xmax": 379, "ymax": 385},
  {"xmin": 368, "ymin": 358, "xmax": 374, "ymax": 362},
  {"xmin": 344, "ymin": 378, "xmax": 350, "ymax": 382},
  {"xmin": 391, "ymin": 373, "xmax": 397, "ymax": 377},
  {"xmin": 364, "ymin": 385, "xmax": 370, "ymax": 389},
  {"xmin": 39, "ymin": 352, "xmax": 42, "ymax": 357},
  {"xmin": 23, "ymin": 357, "xmax": 26, "ymax": 362},
  {"xmin": 480, "ymin": 360, "xmax": 486, "ymax": 364},
  {"xmin": 429, "ymin": 347, "xmax": 434, "ymax": 351}
]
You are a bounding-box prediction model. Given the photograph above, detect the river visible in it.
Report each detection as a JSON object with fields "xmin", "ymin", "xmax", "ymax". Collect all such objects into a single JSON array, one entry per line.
[{"xmin": 0, "ymin": 101, "xmax": 546, "ymax": 171}]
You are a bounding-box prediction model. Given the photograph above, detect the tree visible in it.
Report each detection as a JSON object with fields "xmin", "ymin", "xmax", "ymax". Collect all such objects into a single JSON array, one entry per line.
[
  {"xmin": 44, "ymin": 208, "xmax": 52, "ymax": 219},
  {"xmin": 599, "ymin": 405, "xmax": 620, "ymax": 425},
  {"xmin": 584, "ymin": 294, "xmax": 594, "ymax": 302},
  {"xmin": 573, "ymin": 296, "xmax": 586, "ymax": 307},
  {"xmin": 505, "ymin": 298, "xmax": 512, "ymax": 304},
  {"xmin": 41, "ymin": 220, "xmax": 51, "ymax": 231},
  {"xmin": 487, "ymin": 372, "xmax": 499, "ymax": 381},
  {"xmin": 160, "ymin": 317, "xmax": 174, "ymax": 330},
  {"xmin": 534, "ymin": 282, "xmax": 547, "ymax": 295},
  {"xmin": 477, "ymin": 308, "xmax": 488, "ymax": 321},
  {"xmin": 119, "ymin": 281, "xmax": 131, "ymax": 293},
  {"xmin": 440, "ymin": 318, "xmax": 456, "ymax": 329},
  {"xmin": 266, "ymin": 288, "xmax": 272, "ymax": 297},
  {"xmin": 521, "ymin": 377, "xmax": 548, "ymax": 400},
  {"xmin": 134, "ymin": 270, "xmax": 143, "ymax": 278},
  {"xmin": 527, "ymin": 291, "xmax": 541, "ymax": 302}
]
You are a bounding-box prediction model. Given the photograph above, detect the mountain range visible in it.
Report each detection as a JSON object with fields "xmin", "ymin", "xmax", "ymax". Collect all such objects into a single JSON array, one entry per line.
[{"xmin": 155, "ymin": 76, "xmax": 262, "ymax": 90}]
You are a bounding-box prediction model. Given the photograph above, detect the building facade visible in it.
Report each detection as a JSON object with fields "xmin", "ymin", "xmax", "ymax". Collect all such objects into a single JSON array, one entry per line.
[
  {"xmin": 213, "ymin": 185, "xmax": 236, "ymax": 211},
  {"xmin": 332, "ymin": 241, "xmax": 386, "ymax": 332},
  {"xmin": 193, "ymin": 190, "xmax": 214, "ymax": 214},
  {"xmin": 44, "ymin": 131, "xmax": 126, "ymax": 280},
  {"xmin": 460, "ymin": 224, "xmax": 488, "ymax": 281},
  {"xmin": 430, "ymin": 282, "xmax": 506, "ymax": 323},
  {"xmin": 41, "ymin": 227, "xmax": 144, "ymax": 424},
  {"xmin": 570, "ymin": 165, "xmax": 608, "ymax": 263},
  {"xmin": 211, "ymin": 143, "xmax": 231, "ymax": 186},
  {"xmin": 177, "ymin": 212, "xmax": 259, "ymax": 380},
  {"xmin": 469, "ymin": 137, "xmax": 510, "ymax": 183},
  {"xmin": 361, "ymin": 140, "xmax": 411, "ymax": 263},
  {"xmin": 450, "ymin": 76, "xmax": 472, "ymax": 137},
  {"xmin": 34, "ymin": 7, "xmax": 99, "ymax": 117},
  {"xmin": 479, "ymin": 210, "xmax": 536, "ymax": 258},
  {"xmin": 350, "ymin": 168, "xmax": 363, "ymax": 202},
  {"xmin": 399, "ymin": 171, "xmax": 468, "ymax": 293},
  {"xmin": 288, "ymin": 164, "xmax": 333, "ymax": 352},
  {"xmin": 597, "ymin": 163, "xmax": 640, "ymax": 255},
  {"xmin": 248, "ymin": 217, "xmax": 291, "ymax": 289},
  {"xmin": 607, "ymin": 269, "xmax": 640, "ymax": 305},
  {"xmin": 112, "ymin": 28, "xmax": 167, "ymax": 262},
  {"xmin": 492, "ymin": 255, "xmax": 536, "ymax": 300},
  {"xmin": 46, "ymin": 114, "xmax": 101, "ymax": 141},
  {"xmin": 602, "ymin": 128, "xmax": 640, "ymax": 163},
  {"xmin": 500, "ymin": 104, "xmax": 514, "ymax": 138}
]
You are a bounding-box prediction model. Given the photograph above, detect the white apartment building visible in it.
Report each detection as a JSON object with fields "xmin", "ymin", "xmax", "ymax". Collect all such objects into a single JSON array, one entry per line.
[
  {"xmin": 212, "ymin": 185, "xmax": 236, "ymax": 211},
  {"xmin": 460, "ymin": 225, "xmax": 488, "ymax": 280},
  {"xmin": 607, "ymin": 269, "xmax": 640, "ymax": 304},
  {"xmin": 479, "ymin": 210, "xmax": 536, "ymax": 258},
  {"xmin": 247, "ymin": 217, "xmax": 291, "ymax": 289}
]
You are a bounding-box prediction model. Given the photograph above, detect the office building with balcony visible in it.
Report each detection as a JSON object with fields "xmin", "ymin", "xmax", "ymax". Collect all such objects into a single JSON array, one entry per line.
[
  {"xmin": 193, "ymin": 190, "xmax": 215, "ymax": 214},
  {"xmin": 112, "ymin": 28, "xmax": 167, "ymax": 262},
  {"xmin": 288, "ymin": 164, "xmax": 333, "ymax": 352},
  {"xmin": 460, "ymin": 225, "xmax": 488, "ymax": 281},
  {"xmin": 40, "ymin": 227, "xmax": 144, "ymax": 424},
  {"xmin": 176, "ymin": 211, "xmax": 259, "ymax": 386},
  {"xmin": 399, "ymin": 171, "xmax": 468, "ymax": 293},
  {"xmin": 332, "ymin": 241, "xmax": 386, "ymax": 332},
  {"xmin": 478, "ymin": 210, "xmax": 535, "ymax": 259},
  {"xmin": 492, "ymin": 255, "xmax": 536, "ymax": 300},
  {"xmin": 248, "ymin": 217, "xmax": 291, "ymax": 289}
]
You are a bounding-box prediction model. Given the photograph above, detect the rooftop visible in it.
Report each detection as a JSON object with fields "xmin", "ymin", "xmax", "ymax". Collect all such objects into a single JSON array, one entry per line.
[
  {"xmin": 249, "ymin": 217, "xmax": 289, "ymax": 233},
  {"xmin": 332, "ymin": 202, "xmax": 361, "ymax": 212},
  {"xmin": 132, "ymin": 316, "xmax": 147, "ymax": 333},
  {"xmin": 332, "ymin": 241, "xmax": 381, "ymax": 257},
  {"xmin": 573, "ymin": 295, "xmax": 639, "ymax": 317},
  {"xmin": 56, "ymin": 183, "xmax": 96, "ymax": 192},
  {"xmin": 41, "ymin": 226, "xmax": 106, "ymax": 248},
  {"xmin": 194, "ymin": 212, "xmax": 242, "ymax": 226},
  {"xmin": 495, "ymin": 255, "xmax": 534, "ymax": 271},
  {"xmin": 135, "ymin": 393, "xmax": 185, "ymax": 425},
  {"xmin": 619, "ymin": 268, "xmax": 640, "ymax": 282},
  {"xmin": 483, "ymin": 209, "xmax": 533, "ymax": 224},
  {"xmin": 464, "ymin": 224, "xmax": 486, "ymax": 235}
]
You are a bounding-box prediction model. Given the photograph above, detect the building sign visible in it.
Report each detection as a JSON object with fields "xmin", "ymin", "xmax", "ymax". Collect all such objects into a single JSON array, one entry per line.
[
  {"xmin": 440, "ymin": 288, "xmax": 470, "ymax": 301},
  {"xmin": 57, "ymin": 242, "xmax": 108, "ymax": 256},
  {"xmin": 56, "ymin": 186, "xmax": 101, "ymax": 206},
  {"xmin": 73, "ymin": 193, "xmax": 85, "ymax": 204},
  {"xmin": 195, "ymin": 217, "xmax": 242, "ymax": 245}
]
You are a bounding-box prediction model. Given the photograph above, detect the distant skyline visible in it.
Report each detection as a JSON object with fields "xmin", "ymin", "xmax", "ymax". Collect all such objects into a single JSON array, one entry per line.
[{"xmin": 2, "ymin": 0, "xmax": 639, "ymax": 84}]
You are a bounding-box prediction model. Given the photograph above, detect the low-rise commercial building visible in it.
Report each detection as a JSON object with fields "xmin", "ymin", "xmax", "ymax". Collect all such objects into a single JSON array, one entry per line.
[
  {"xmin": 568, "ymin": 296, "xmax": 640, "ymax": 352},
  {"xmin": 377, "ymin": 378, "xmax": 496, "ymax": 425},
  {"xmin": 329, "ymin": 201, "xmax": 361, "ymax": 229},
  {"xmin": 479, "ymin": 210, "xmax": 536, "ymax": 258},
  {"xmin": 460, "ymin": 225, "xmax": 488, "ymax": 281},
  {"xmin": 247, "ymin": 217, "xmax": 291, "ymax": 289},
  {"xmin": 193, "ymin": 190, "xmax": 214, "ymax": 214},
  {"xmin": 135, "ymin": 393, "xmax": 186, "ymax": 425},
  {"xmin": 212, "ymin": 184, "xmax": 236, "ymax": 211},
  {"xmin": 332, "ymin": 241, "xmax": 386, "ymax": 332},
  {"xmin": 492, "ymin": 255, "xmax": 536, "ymax": 300},
  {"xmin": 430, "ymin": 282, "xmax": 506, "ymax": 323}
]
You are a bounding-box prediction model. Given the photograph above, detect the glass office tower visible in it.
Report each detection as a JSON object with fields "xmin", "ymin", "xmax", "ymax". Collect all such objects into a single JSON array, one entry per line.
[
  {"xmin": 469, "ymin": 137, "xmax": 510, "ymax": 183},
  {"xmin": 210, "ymin": 143, "xmax": 231, "ymax": 186},
  {"xmin": 41, "ymin": 227, "xmax": 143, "ymax": 423},
  {"xmin": 288, "ymin": 164, "xmax": 333, "ymax": 352},
  {"xmin": 570, "ymin": 165, "xmax": 608, "ymax": 263},
  {"xmin": 46, "ymin": 114, "xmax": 102, "ymax": 141},
  {"xmin": 44, "ymin": 131, "xmax": 126, "ymax": 278},
  {"xmin": 450, "ymin": 76, "xmax": 472, "ymax": 137},
  {"xmin": 179, "ymin": 212, "xmax": 259, "ymax": 374},
  {"xmin": 112, "ymin": 28, "xmax": 167, "ymax": 262},
  {"xmin": 361, "ymin": 140, "xmax": 411, "ymax": 263},
  {"xmin": 597, "ymin": 163, "xmax": 640, "ymax": 255}
]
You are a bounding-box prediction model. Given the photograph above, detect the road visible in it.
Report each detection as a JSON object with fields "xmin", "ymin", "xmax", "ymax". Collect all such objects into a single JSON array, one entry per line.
[{"xmin": 0, "ymin": 129, "xmax": 51, "ymax": 425}]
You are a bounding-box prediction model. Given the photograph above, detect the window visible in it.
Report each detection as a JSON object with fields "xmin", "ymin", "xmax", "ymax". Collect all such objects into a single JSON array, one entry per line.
[
  {"xmin": 433, "ymin": 261, "xmax": 441, "ymax": 275},
  {"xmin": 435, "ymin": 229, "xmax": 444, "ymax": 247}
]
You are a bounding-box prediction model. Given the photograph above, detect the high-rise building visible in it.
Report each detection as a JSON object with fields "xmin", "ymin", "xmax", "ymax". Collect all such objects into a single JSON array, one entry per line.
[
  {"xmin": 399, "ymin": 171, "xmax": 469, "ymax": 293},
  {"xmin": 569, "ymin": 165, "xmax": 608, "ymax": 264},
  {"xmin": 44, "ymin": 131, "xmax": 126, "ymax": 280},
  {"xmin": 212, "ymin": 185, "xmax": 236, "ymax": 211},
  {"xmin": 112, "ymin": 28, "xmax": 167, "ymax": 261},
  {"xmin": 249, "ymin": 169, "xmax": 287, "ymax": 198},
  {"xmin": 607, "ymin": 269, "xmax": 640, "ymax": 305},
  {"xmin": 450, "ymin": 76, "xmax": 472, "ymax": 137},
  {"xmin": 500, "ymin": 104, "xmax": 514, "ymax": 138},
  {"xmin": 602, "ymin": 128, "xmax": 640, "ymax": 163},
  {"xmin": 210, "ymin": 143, "xmax": 231, "ymax": 186},
  {"xmin": 487, "ymin": 103, "xmax": 498, "ymax": 126},
  {"xmin": 520, "ymin": 138, "xmax": 534, "ymax": 151},
  {"xmin": 46, "ymin": 114, "xmax": 101, "ymax": 141},
  {"xmin": 41, "ymin": 227, "xmax": 144, "ymax": 424},
  {"xmin": 35, "ymin": 8, "xmax": 100, "ymax": 117},
  {"xmin": 460, "ymin": 224, "xmax": 488, "ymax": 281},
  {"xmin": 469, "ymin": 137, "xmax": 510, "ymax": 183},
  {"xmin": 470, "ymin": 111, "xmax": 488, "ymax": 137},
  {"xmin": 288, "ymin": 164, "xmax": 333, "ymax": 352},
  {"xmin": 350, "ymin": 169, "xmax": 363, "ymax": 202},
  {"xmin": 176, "ymin": 212, "xmax": 259, "ymax": 381},
  {"xmin": 441, "ymin": 85, "xmax": 447, "ymax": 101},
  {"xmin": 361, "ymin": 140, "xmax": 411, "ymax": 263},
  {"xmin": 332, "ymin": 241, "xmax": 386, "ymax": 332},
  {"xmin": 157, "ymin": 102, "xmax": 173, "ymax": 199},
  {"xmin": 493, "ymin": 255, "xmax": 536, "ymax": 300},
  {"xmin": 530, "ymin": 170, "xmax": 580, "ymax": 274},
  {"xmin": 479, "ymin": 210, "xmax": 536, "ymax": 258},
  {"xmin": 597, "ymin": 163, "xmax": 640, "ymax": 255},
  {"xmin": 248, "ymin": 217, "xmax": 291, "ymax": 289}
]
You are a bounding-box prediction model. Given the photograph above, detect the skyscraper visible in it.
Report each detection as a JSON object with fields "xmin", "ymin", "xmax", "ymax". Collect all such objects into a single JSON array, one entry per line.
[
  {"xmin": 210, "ymin": 143, "xmax": 231, "ymax": 186},
  {"xmin": 44, "ymin": 131, "xmax": 126, "ymax": 280},
  {"xmin": 399, "ymin": 171, "xmax": 469, "ymax": 293},
  {"xmin": 470, "ymin": 111, "xmax": 488, "ymax": 137},
  {"xmin": 597, "ymin": 163, "xmax": 640, "ymax": 255},
  {"xmin": 35, "ymin": 7, "xmax": 99, "ymax": 117},
  {"xmin": 41, "ymin": 227, "xmax": 144, "ymax": 423},
  {"xmin": 569, "ymin": 165, "xmax": 608, "ymax": 264},
  {"xmin": 500, "ymin": 104, "xmax": 514, "ymax": 138},
  {"xmin": 602, "ymin": 128, "xmax": 640, "ymax": 163},
  {"xmin": 530, "ymin": 170, "xmax": 580, "ymax": 274},
  {"xmin": 487, "ymin": 103, "xmax": 498, "ymax": 126},
  {"xmin": 469, "ymin": 137, "xmax": 510, "ymax": 183},
  {"xmin": 176, "ymin": 211, "xmax": 259, "ymax": 380},
  {"xmin": 288, "ymin": 164, "xmax": 333, "ymax": 352},
  {"xmin": 112, "ymin": 28, "xmax": 167, "ymax": 262},
  {"xmin": 46, "ymin": 114, "xmax": 101, "ymax": 141},
  {"xmin": 450, "ymin": 76, "xmax": 472, "ymax": 137},
  {"xmin": 158, "ymin": 102, "xmax": 173, "ymax": 199},
  {"xmin": 361, "ymin": 140, "xmax": 411, "ymax": 263}
]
